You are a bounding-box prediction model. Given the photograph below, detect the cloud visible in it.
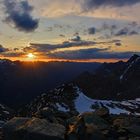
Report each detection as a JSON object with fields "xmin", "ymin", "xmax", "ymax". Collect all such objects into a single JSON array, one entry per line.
[
  {"xmin": 23, "ymin": 39, "xmax": 123, "ymax": 55},
  {"xmin": 1, "ymin": 52, "xmax": 24, "ymax": 57},
  {"xmin": 88, "ymin": 27, "xmax": 96, "ymax": 34},
  {"xmin": 47, "ymin": 47, "xmax": 139, "ymax": 60},
  {"xmin": 128, "ymin": 31, "xmax": 139, "ymax": 35},
  {"xmin": 83, "ymin": 0, "xmax": 140, "ymax": 10},
  {"xmin": 59, "ymin": 34, "xmax": 65, "ymax": 38},
  {"xmin": 0, "ymin": 45, "xmax": 9, "ymax": 52},
  {"xmin": 88, "ymin": 23, "xmax": 118, "ymax": 38},
  {"xmin": 47, "ymin": 47, "xmax": 109, "ymax": 59},
  {"xmin": 115, "ymin": 42, "xmax": 122, "ymax": 46},
  {"xmin": 115, "ymin": 27, "xmax": 139, "ymax": 36},
  {"xmin": 0, "ymin": 46, "xmax": 24, "ymax": 57},
  {"xmin": 0, "ymin": 38, "xmax": 137, "ymax": 61},
  {"xmin": 94, "ymin": 22, "xmax": 140, "ymax": 38},
  {"xmin": 70, "ymin": 35, "xmax": 81, "ymax": 42},
  {"xmin": 115, "ymin": 27, "xmax": 129, "ymax": 36},
  {"xmin": 4, "ymin": 0, "xmax": 39, "ymax": 32},
  {"xmin": 23, "ymin": 40, "xmax": 97, "ymax": 53},
  {"xmin": 21, "ymin": 39, "xmax": 127, "ymax": 60}
]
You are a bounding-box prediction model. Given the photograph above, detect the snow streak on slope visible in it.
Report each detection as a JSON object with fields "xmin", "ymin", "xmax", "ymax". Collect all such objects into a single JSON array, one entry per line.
[
  {"xmin": 74, "ymin": 87, "xmax": 140, "ymax": 115},
  {"xmin": 120, "ymin": 57, "xmax": 140, "ymax": 81},
  {"xmin": 0, "ymin": 104, "xmax": 11, "ymax": 128}
]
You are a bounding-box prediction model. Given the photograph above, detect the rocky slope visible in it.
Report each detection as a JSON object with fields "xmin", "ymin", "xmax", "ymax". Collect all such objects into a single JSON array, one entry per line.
[
  {"xmin": 0, "ymin": 104, "xmax": 14, "ymax": 140},
  {"xmin": 75, "ymin": 54, "xmax": 140, "ymax": 100},
  {"xmin": 19, "ymin": 83, "xmax": 140, "ymax": 118},
  {"xmin": 2, "ymin": 108, "xmax": 140, "ymax": 140},
  {"xmin": 0, "ymin": 104, "xmax": 14, "ymax": 127}
]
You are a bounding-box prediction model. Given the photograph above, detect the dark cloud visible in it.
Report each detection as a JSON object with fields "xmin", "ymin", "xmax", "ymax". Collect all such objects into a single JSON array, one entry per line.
[
  {"xmin": 115, "ymin": 42, "xmax": 122, "ymax": 46},
  {"xmin": 23, "ymin": 46, "xmax": 36, "ymax": 52},
  {"xmin": 21, "ymin": 39, "xmax": 132, "ymax": 60},
  {"xmin": 88, "ymin": 27, "xmax": 96, "ymax": 34},
  {"xmin": 101, "ymin": 23, "xmax": 117, "ymax": 31},
  {"xmin": 1, "ymin": 38, "xmax": 136, "ymax": 60},
  {"xmin": 128, "ymin": 21, "xmax": 138, "ymax": 27},
  {"xmin": 88, "ymin": 23, "xmax": 118, "ymax": 38},
  {"xmin": 47, "ymin": 48, "xmax": 139, "ymax": 60},
  {"xmin": 129, "ymin": 31, "xmax": 139, "ymax": 35},
  {"xmin": 2, "ymin": 52, "xmax": 24, "ymax": 57},
  {"xmin": 13, "ymin": 48, "xmax": 19, "ymax": 51},
  {"xmin": 24, "ymin": 40, "xmax": 96, "ymax": 53},
  {"xmin": 47, "ymin": 48, "xmax": 108, "ymax": 59},
  {"xmin": 115, "ymin": 27, "xmax": 139, "ymax": 36},
  {"xmin": 23, "ymin": 39, "xmax": 123, "ymax": 55},
  {"xmin": 0, "ymin": 45, "xmax": 9, "ymax": 52},
  {"xmin": 70, "ymin": 35, "xmax": 81, "ymax": 42},
  {"xmin": 59, "ymin": 34, "xmax": 65, "ymax": 38},
  {"xmin": 115, "ymin": 27, "xmax": 129, "ymax": 36},
  {"xmin": 83, "ymin": 0, "xmax": 140, "ymax": 10},
  {"xmin": 4, "ymin": 0, "xmax": 39, "ymax": 32},
  {"xmin": 96, "ymin": 22, "xmax": 140, "ymax": 37}
]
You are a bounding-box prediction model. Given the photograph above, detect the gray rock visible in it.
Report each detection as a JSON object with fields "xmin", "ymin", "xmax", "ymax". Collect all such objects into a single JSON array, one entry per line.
[
  {"xmin": 94, "ymin": 108, "xmax": 109, "ymax": 118},
  {"xmin": 125, "ymin": 125, "xmax": 140, "ymax": 136},
  {"xmin": 3, "ymin": 117, "xmax": 65, "ymax": 140}
]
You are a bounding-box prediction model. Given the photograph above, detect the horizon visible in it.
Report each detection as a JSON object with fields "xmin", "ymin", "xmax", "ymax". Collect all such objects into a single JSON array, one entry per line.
[{"xmin": 0, "ymin": 56, "xmax": 128, "ymax": 63}]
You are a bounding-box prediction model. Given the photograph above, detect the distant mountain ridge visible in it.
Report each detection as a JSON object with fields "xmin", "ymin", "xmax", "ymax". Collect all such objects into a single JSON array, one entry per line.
[
  {"xmin": 0, "ymin": 54, "xmax": 140, "ymax": 113},
  {"xmin": 18, "ymin": 54, "xmax": 140, "ymax": 117},
  {"xmin": 75, "ymin": 54, "xmax": 140, "ymax": 100},
  {"xmin": 0, "ymin": 59, "xmax": 100, "ymax": 108}
]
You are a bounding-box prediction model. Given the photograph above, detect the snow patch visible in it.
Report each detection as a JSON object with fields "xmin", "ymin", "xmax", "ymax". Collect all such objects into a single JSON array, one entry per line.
[
  {"xmin": 74, "ymin": 87, "xmax": 140, "ymax": 115},
  {"xmin": 56, "ymin": 103, "xmax": 69, "ymax": 112}
]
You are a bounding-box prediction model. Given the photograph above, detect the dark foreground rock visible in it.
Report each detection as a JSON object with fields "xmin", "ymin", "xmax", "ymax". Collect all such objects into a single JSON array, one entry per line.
[
  {"xmin": 1, "ymin": 108, "xmax": 140, "ymax": 140},
  {"xmin": 3, "ymin": 117, "xmax": 65, "ymax": 140},
  {"xmin": 66, "ymin": 108, "xmax": 140, "ymax": 140}
]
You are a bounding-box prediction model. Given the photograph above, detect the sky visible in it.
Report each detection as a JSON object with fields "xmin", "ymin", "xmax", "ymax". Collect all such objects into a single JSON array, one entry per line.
[{"xmin": 0, "ymin": 0, "xmax": 140, "ymax": 62}]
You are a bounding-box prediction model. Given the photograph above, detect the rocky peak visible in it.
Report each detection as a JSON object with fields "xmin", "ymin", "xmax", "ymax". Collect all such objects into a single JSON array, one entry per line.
[{"xmin": 127, "ymin": 54, "xmax": 140, "ymax": 64}]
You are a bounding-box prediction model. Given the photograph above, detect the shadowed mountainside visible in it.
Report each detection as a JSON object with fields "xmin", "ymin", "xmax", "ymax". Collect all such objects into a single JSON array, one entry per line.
[{"xmin": 0, "ymin": 60, "xmax": 100, "ymax": 108}]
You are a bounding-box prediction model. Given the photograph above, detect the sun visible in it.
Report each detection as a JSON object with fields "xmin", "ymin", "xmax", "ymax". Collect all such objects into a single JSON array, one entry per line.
[{"xmin": 27, "ymin": 53, "xmax": 35, "ymax": 59}]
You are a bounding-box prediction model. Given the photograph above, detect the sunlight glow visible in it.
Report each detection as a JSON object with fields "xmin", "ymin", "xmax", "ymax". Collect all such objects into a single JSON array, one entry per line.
[{"xmin": 27, "ymin": 53, "xmax": 35, "ymax": 59}]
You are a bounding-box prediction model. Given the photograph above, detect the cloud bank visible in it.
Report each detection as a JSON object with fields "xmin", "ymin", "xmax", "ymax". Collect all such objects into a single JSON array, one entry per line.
[
  {"xmin": 83, "ymin": 0, "xmax": 140, "ymax": 10},
  {"xmin": 20, "ymin": 39, "xmax": 136, "ymax": 60}
]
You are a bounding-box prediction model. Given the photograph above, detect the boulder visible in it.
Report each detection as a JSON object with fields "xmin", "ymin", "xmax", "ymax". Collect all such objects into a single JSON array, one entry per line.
[
  {"xmin": 3, "ymin": 117, "xmax": 65, "ymax": 140},
  {"xmin": 67, "ymin": 112, "xmax": 109, "ymax": 140},
  {"xmin": 125, "ymin": 125, "xmax": 140, "ymax": 136},
  {"xmin": 35, "ymin": 107, "xmax": 55, "ymax": 120},
  {"xmin": 113, "ymin": 117, "xmax": 130, "ymax": 128},
  {"xmin": 94, "ymin": 108, "xmax": 109, "ymax": 118},
  {"xmin": 81, "ymin": 112, "xmax": 109, "ymax": 130}
]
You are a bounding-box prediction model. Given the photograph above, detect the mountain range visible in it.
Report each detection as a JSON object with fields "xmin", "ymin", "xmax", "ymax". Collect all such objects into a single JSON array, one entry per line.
[
  {"xmin": 0, "ymin": 55, "xmax": 140, "ymax": 140},
  {"xmin": 0, "ymin": 60, "xmax": 100, "ymax": 107},
  {"xmin": 17, "ymin": 54, "xmax": 140, "ymax": 117}
]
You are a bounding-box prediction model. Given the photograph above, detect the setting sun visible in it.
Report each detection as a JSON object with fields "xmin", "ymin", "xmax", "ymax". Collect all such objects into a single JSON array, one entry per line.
[{"xmin": 27, "ymin": 53, "xmax": 35, "ymax": 59}]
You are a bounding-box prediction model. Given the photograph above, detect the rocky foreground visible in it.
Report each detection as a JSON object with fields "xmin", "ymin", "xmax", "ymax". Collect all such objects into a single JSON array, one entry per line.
[{"xmin": 1, "ymin": 107, "xmax": 140, "ymax": 140}]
